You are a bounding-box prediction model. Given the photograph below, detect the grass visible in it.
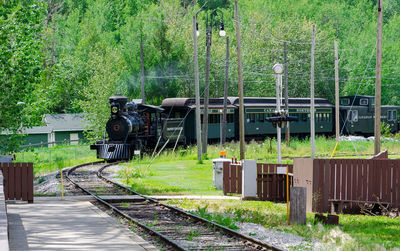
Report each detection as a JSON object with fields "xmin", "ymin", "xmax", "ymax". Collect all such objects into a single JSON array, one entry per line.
[
  {"xmin": 165, "ymin": 199, "xmax": 400, "ymax": 250},
  {"xmin": 14, "ymin": 143, "xmax": 97, "ymax": 176}
]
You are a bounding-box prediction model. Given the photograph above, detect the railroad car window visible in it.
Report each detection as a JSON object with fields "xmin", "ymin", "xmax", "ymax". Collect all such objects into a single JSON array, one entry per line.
[
  {"xmin": 227, "ymin": 114, "xmax": 234, "ymax": 123},
  {"xmin": 387, "ymin": 111, "xmax": 393, "ymax": 121},
  {"xmin": 394, "ymin": 111, "xmax": 398, "ymax": 121},
  {"xmin": 360, "ymin": 99, "xmax": 368, "ymax": 105},
  {"xmin": 258, "ymin": 113, "xmax": 264, "ymax": 122},
  {"xmin": 341, "ymin": 98, "xmax": 350, "ymax": 105},
  {"xmin": 250, "ymin": 113, "xmax": 255, "ymax": 123},
  {"xmin": 348, "ymin": 110, "xmax": 358, "ymax": 122}
]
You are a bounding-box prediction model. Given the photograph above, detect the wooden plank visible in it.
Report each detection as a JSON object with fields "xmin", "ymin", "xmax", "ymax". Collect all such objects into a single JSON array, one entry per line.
[
  {"xmin": 271, "ymin": 174, "xmax": 277, "ymax": 201},
  {"xmin": 9, "ymin": 163, "xmax": 15, "ymax": 200},
  {"xmin": 330, "ymin": 159, "xmax": 336, "ymax": 200},
  {"xmin": 223, "ymin": 162, "xmax": 229, "ymax": 195},
  {"xmin": 257, "ymin": 164, "xmax": 262, "ymax": 198},
  {"xmin": 230, "ymin": 165, "xmax": 237, "ymax": 193},
  {"xmin": 263, "ymin": 166, "xmax": 268, "ymax": 200},
  {"xmin": 382, "ymin": 160, "xmax": 390, "ymax": 203},
  {"xmin": 395, "ymin": 161, "xmax": 400, "ymax": 208},
  {"xmin": 346, "ymin": 159, "xmax": 352, "ymax": 201},
  {"xmin": 21, "ymin": 163, "xmax": 28, "ymax": 201},
  {"xmin": 27, "ymin": 163, "xmax": 34, "ymax": 203},
  {"xmin": 15, "ymin": 163, "xmax": 22, "ymax": 200},
  {"xmin": 363, "ymin": 159, "xmax": 368, "ymax": 201}
]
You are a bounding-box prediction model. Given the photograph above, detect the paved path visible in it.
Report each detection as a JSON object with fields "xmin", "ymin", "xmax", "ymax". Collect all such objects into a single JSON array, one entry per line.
[{"xmin": 7, "ymin": 199, "xmax": 157, "ymax": 251}]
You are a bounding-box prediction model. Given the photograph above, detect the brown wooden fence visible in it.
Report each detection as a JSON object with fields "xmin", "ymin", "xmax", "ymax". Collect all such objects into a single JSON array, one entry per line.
[
  {"xmin": 222, "ymin": 162, "xmax": 294, "ymax": 201},
  {"xmin": 257, "ymin": 163, "xmax": 293, "ymax": 202},
  {"xmin": 223, "ymin": 162, "xmax": 242, "ymax": 194},
  {"xmin": 311, "ymin": 158, "xmax": 400, "ymax": 212},
  {"xmin": 0, "ymin": 162, "xmax": 33, "ymax": 202}
]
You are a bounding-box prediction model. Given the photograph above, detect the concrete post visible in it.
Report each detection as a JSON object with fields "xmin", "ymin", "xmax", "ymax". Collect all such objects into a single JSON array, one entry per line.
[
  {"xmin": 289, "ymin": 187, "xmax": 307, "ymax": 225},
  {"xmin": 241, "ymin": 159, "xmax": 257, "ymax": 199}
]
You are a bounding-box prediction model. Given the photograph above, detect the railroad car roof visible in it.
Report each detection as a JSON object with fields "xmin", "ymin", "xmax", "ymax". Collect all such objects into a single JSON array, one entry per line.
[
  {"xmin": 227, "ymin": 97, "xmax": 333, "ymax": 108},
  {"xmin": 161, "ymin": 98, "xmax": 235, "ymax": 109}
]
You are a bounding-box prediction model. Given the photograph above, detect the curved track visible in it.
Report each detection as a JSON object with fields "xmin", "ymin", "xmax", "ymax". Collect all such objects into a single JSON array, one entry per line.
[{"xmin": 66, "ymin": 162, "xmax": 284, "ymax": 251}]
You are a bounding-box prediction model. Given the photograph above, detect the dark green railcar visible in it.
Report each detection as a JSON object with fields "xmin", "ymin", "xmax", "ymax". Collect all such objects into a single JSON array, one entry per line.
[
  {"xmin": 161, "ymin": 98, "xmax": 236, "ymax": 143},
  {"xmin": 339, "ymin": 95, "xmax": 400, "ymax": 135},
  {"xmin": 228, "ymin": 97, "xmax": 334, "ymax": 138}
]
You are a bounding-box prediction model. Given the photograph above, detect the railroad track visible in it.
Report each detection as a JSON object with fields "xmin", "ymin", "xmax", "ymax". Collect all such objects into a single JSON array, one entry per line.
[{"xmin": 66, "ymin": 162, "xmax": 284, "ymax": 251}]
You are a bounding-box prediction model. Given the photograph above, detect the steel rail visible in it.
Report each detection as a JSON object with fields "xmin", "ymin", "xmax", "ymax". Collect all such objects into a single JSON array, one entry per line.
[
  {"xmin": 66, "ymin": 162, "xmax": 186, "ymax": 251},
  {"xmin": 97, "ymin": 164, "xmax": 285, "ymax": 251}
]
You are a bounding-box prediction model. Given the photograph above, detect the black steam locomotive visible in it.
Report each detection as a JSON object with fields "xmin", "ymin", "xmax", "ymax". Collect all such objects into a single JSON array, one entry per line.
[{"xmin": 90, "ymin": 95, "xmax": 185, "ymax": 160}]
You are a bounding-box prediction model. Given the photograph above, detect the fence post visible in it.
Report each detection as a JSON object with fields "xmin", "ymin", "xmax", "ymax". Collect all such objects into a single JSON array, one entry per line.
[{"xmin": 289, "ymin": 187, "xmax": 307, "ymax": 225}]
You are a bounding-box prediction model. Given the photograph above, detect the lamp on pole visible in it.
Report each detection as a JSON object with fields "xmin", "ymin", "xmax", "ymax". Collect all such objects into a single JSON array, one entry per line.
[
  {"xmin": 195, "ymin": 8, "xmax": 225, "ymax": 155},
  {"xmin": 273, "ymin": 64, "xmax": 284, "ymax": 164}
]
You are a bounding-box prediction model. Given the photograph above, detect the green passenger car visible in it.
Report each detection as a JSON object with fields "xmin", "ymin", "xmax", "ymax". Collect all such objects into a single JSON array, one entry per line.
[{"xmin": 339, "ymin": 95, "xmax": 400, "ymax": 135}]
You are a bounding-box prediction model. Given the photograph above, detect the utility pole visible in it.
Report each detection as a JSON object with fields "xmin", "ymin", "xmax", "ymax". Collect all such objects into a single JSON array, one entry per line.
[
  {"xmin": 203, "ymin": 23, "xmax": 211, "ymax": 154},
  {"xmin": 193, "ymin": 15, "xmax": 202, "ymax": 162},
  {"xmin": 375, "ymin": 0, "xmax": 383, "ymax": 155},
  {"xmin": 334, "ymin": 40, "xmax": 339, "ymax": 142},
  {"xmin": 310, "ymin": 24, "xmax": 316, "ymax": 158},
  {"xmin": 284, "ymin": 42, "xmax": 290, "ymax": 145},
  {"xmin": 222, "ymin": 36, "xmax": 229, "ymax": 145},
  {"xmin": 234, "ymin": 0, "xmax": 245, "ymax": 160},
  {"xmin": 140, "ymin": 36, "xmax": 145, "ymax": 104}
]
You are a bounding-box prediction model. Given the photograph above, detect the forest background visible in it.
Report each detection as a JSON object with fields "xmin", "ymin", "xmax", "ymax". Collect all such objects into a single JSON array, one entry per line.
[{"xmin": 1, "ymin": 0, "xmax": 400, "ymax": 152}]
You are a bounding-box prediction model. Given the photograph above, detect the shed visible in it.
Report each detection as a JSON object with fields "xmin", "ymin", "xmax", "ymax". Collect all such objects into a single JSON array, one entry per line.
[{"xmin": 43, "ymin": 114, "xmax": 86, "ymax": 144}]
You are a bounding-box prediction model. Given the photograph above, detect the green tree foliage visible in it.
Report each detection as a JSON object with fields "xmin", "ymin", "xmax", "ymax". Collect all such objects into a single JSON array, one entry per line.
[
  {"xmin": 0, "ymin": 0, "xmax": 46, "ymax": 153},
  {"xmin": 2, "ymin": 0, "xmax": 400, "ymax": 145}
]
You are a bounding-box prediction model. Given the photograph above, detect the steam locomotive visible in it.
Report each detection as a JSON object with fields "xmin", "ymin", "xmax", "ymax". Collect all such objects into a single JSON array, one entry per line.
[
  {"xmin": 91, "ymin": 94, "xmax": 400, "ymax": 161},
  {"xmin": 90, "ymin": 95, "xmax": 184, "ymax": 160}
]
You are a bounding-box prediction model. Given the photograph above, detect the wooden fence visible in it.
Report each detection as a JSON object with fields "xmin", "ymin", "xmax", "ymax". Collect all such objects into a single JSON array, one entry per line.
[
  {"xmin": 257, "ymin": 163, "xmax": 293, "ymax": 202},
  {"xmin": 222, "ymin": 162, "xmax": 294, "ymax": 202},
  {"xmin": 0, "ymin": 162, "xmax": 33, "ymax": 202},
  {"xmin": 223, "ymin": 162, "xmax": 242, "ymax": 194},
  {"xmin": 298, "ymin": 158, "xmax": 400, "ymax": 212}
]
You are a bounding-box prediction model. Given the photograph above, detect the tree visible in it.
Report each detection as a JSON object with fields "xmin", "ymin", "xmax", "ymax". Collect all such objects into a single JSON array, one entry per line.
[{"xmin": 0, "ymin": 1, "xmax": 46, "ymax": 153}]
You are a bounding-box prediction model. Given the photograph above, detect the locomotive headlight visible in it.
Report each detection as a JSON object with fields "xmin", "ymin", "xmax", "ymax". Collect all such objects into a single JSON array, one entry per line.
[{"xmin": 112, "ymin": 106, "xmax": 118, "ymax": 114}]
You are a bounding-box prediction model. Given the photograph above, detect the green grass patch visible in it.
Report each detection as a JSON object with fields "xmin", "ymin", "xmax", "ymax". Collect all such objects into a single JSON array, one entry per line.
[
  {"xmin": 165, "ymin": 199, "xmax": 400, "ymax": 250},
  {"xmin": 119, "ymin": 159, "xmax": 221, "ymax": 195}
]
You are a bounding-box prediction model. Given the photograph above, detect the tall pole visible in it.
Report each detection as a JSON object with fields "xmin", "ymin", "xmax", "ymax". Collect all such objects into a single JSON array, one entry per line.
[
  {"xmin": 234, "ymin": 0, "xmax": 245, "ymax": 160},
  {"xmin": 203, "ymin": 22, "xmax": 211, "ymax": 154},
  {"xmin": 284, "ymin": 42, "xmax": 290, "ymax": 145},
  {"xmin": 276, "ymin": 73, "xmax": 282, "ymax": 164},
  {"xmin": 375, "ymin": 0, "xmax": 383, "ymax": 155},
  {"xmin": 334, "ymin": 40, "xmax": 339, "ymax": 142},
  {"xmin": 310, "ymin": 24, "xmax": 316, "ymax": 158},
  {"xmin": 140, "ymin": 36, "xmax": 146, "ymax": 104},
  {"xmin": 193, "ymin": 15, "xmax": 202, "ymax": 162},
  {"xmin": 222, "ymin": 36, "xmax": 229, "ymax": 145}
]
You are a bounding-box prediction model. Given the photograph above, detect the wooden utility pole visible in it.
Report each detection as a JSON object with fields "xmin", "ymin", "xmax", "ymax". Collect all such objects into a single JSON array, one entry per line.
[
  {"xmin": 284, "ymin": 42, "xmax": 290, "ymax": 144},
  {"xmin": 222, "ymin": 36, "xmax": 230, "ymax": 145},
  {"xmin": 310, "ymin": 24, "xmax": 316, "ymax": 158},
  {"xmin": 334, "ymin": 40, "xmax": 339, "ymax": 142},
  {"xmin": 140, "ymin": 36, "xmax": 146, "ymax": 104},
  {"xmin": 375, "ymin": 0, "xmax": 383, "ymax": 155},
  {"xmin": 193, "ymin": 15, "xmax": 202, "ymax": 162},
  {"xmin": 203, "ymin": 24, "xmax": 212, "ymax": 154},
  {"xmin": 234, "ymin": 0, "xmax": 245, "ymax": 160}
]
